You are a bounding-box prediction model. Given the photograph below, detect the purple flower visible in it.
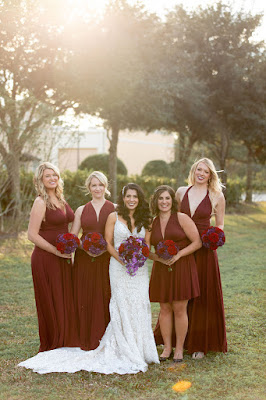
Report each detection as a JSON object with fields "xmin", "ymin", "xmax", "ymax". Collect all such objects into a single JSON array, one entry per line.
[{"xmin": 118, "ymin": 236, "xmax": 149, "ymax": 276}]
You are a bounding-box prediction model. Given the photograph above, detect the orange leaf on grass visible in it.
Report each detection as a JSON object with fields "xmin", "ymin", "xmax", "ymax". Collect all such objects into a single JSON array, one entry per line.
[{"xmin": 172, "ymin": 380, "xmax": 192, "ymax": 392}]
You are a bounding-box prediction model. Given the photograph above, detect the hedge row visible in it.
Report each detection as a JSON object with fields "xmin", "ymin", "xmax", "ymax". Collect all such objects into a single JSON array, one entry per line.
[
  {"xmin": 62, "ymin": 169, "xmax": 245, "ymax": 211},
  {"xmin": 1, "ymin": 169, "xmax": 247, "ymax": 216}
]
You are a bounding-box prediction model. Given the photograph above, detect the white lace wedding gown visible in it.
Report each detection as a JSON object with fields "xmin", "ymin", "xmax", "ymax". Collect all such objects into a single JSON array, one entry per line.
[{"xmin": 18, "ymin": 217, "xmax": 159, "ymax": 374}]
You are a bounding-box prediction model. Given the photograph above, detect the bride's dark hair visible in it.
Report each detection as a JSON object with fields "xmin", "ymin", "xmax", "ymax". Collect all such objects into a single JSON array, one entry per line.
[{"xmin": 116, "ymin": 183, "xmax": 152, "ymax": 232}]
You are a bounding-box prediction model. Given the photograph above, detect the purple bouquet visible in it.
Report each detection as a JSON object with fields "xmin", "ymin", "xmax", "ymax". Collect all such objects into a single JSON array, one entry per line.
[
  {"xmin": 156, "ymin": 240, "xmax": 179, "ymax": 272},
  {"xmin": 201, "ymin": 226, "xmax": 225, "ymax": 250},
  {"xmin": 56, "ymin": 233, "xmax": 80, "ymax": 254},
  {"xmin": 81, "ymin": 232, "xmax": 107, "ymax": 255},
  {"xmin": 118, "ymin": 235, "xmax": 150, "ymax": 276},
  {"xmin": 56, "ymin": 233, "xmax": 80, "ymax": 264}
]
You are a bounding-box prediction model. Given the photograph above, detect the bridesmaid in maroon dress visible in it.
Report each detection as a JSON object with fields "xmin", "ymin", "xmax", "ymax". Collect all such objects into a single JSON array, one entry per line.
[
  {"xmin": 28, "ymin": 162, "xmax": 78, "ymax": 352},
  {"xmin": 148, "ymin": 186, "xmax": 201, "ymax": 362},
  {"xmin": 176, "ymin": 158, "xmax": 227, "ymax": 359},
  {"xmin": 71, "ymin": 171, "xmax": 115, "ymax": 350}
]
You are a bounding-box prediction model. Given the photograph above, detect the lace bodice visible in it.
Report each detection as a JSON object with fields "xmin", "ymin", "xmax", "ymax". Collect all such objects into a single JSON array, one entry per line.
[{"xmin": 113, "ymin": 217, "xmax": 145, "ymax": 249}]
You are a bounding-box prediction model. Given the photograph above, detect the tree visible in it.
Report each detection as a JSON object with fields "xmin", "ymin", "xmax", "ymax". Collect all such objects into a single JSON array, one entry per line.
[
  {"xmin": 0, "ymin": 0, "xmax": 74, "ymax": 220},
  {"xmin": 62, "ymin": 0, "xmax": 160, "ymax": 201},
  {"xmin": 79, "ymin": 153, "xmax": 127, "ymax": 176},
  {"xmin": 141, "ymin": 160, "xmax": 171, "ymax": 178},
  {"xmin": 151, "ymin": 2, "xmax": 265, "ymax": 185}
]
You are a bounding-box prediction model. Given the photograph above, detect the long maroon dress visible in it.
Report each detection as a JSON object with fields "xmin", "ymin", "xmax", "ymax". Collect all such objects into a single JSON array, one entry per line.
[
  {"xmin": 31, "ymin": 203, "xmax": 79, "ymax": 352},
  {"xmin": 73, "ymin": 200, "xmax": 115, "ymax": 350},
  {"xmin": 181, "ymin": 186, "xmax": 227, "ymax": 354},
  {"xmin": 149, "ymin": 213, "xmax": 200, "ymax": 345}
]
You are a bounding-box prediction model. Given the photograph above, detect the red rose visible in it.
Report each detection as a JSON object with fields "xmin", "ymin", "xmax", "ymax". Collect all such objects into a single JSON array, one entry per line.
[
  {"xmin": 83, "ymin": 240, "xmax": 90, "ymax": 251},
  {"xmin": 56, "ymin": 243, "xmax": 65, "ymax": 254},
  {"xmin": 168, "ymin": 245, "xmax": 178, "ymax": 255},
  {"xmin": 142, "ymin": 247, "xmax": 149, "ymax": 257},
  {"xmin": 209, "ymin": 232, "xmax": 219, "ymax": 243},
  {"xmin": 202, "ymin": 235, "xmax": 209, "ymax": 243},
  {"xmin": 74, "ymin": 237, "xmax": 80, "ymax": 245},
  {"xmin": 164, "ymin": 240, "xmax": 173, "ymax": 246},
  {"xmin": 91, "ymin": 233, "xmax": 101, "ymax": 243},
  {"xmin": 119, "ymin": 244, "xmax": 125, "ymax": 253},
  {"xmin": 63, "ymin": 233, "xmax": 73, "ymax": 240},
  {"xmin": 210, "ymin": 243, "xmax": 218, "ymax": 250},
  {"xmin": 214, "ymin": 227, "xmax": 223, "ymax": 233}
]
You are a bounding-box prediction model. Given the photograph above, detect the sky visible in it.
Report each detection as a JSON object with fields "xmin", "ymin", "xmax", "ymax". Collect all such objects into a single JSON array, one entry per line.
[{"xmin": 72, "ymin": 0, "xmax": 266, "ymax": 39}]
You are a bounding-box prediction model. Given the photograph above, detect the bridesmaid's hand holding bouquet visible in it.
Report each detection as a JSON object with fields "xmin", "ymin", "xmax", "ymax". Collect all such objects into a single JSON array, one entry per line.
[
  {"xmin": 81, "ymin": 232, "xmax": 107, "ymax": 260},
  {"xmin": 56, "ymin": 233, "xmax": 80, "ymax": 263},
  {"xmin": 155, "ymin": 240, "xmax": 179, "ymax": 271},
  {"xmin": 201, "ymin": 226, "xmax": 225, "ymax": 250}
]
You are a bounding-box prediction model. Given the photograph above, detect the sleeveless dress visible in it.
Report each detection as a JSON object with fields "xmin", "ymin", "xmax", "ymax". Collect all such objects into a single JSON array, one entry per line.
[
  {"xmin": 73, "ymin": 200, "xmax": 115, "ymax": 350},
  {"xmin": 28, "ymin": 203, "xmax": 78, "ymax": 352},
  {"xmin": 18, "ymin": 214, "xmax": 159, "ymax": 374},
  {"xmin": 149, "ymin": 213, "xmax": 200, "ymax": 302},
  {"xmin": 181, "ymin": 187, "xmax": 227, "ymax": 354},
  {"xmin": 149, "ymin": 213, "xmax": 200, "ymax": 345}
]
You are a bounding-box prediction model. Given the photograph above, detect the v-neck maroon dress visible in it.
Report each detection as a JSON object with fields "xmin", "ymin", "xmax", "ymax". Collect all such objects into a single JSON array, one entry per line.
[
  {"xmin": 149, "ymin": 213, "xmax": 200, "ymax": 302},
  {"xmin": 31, "ymin": 203, "xmax": 79, "ymax": 352},
  {"xmin": 73, "ymin": 200, "xmax": 115, "ymax": 350},
  {"xmin": 181, "ymin": 186, "xmax": 227, "ymax": 354}
]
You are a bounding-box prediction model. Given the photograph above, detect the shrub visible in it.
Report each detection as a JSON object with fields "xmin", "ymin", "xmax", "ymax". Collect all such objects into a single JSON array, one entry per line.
[
  {"xmin": 141, "ymin": 160, "xmax": 172, "ymax": 177},
  {"xmin": 79, "ymin": 154, "xmax": 127, "ymax": 176},
  {"xmin": 225, "ymin": 178, "xmax": 245, "ymax": 206}
]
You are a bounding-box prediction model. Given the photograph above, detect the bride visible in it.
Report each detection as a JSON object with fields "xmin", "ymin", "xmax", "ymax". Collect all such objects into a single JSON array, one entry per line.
[{"xmin": 18, "ymin": 183, "xmax": 159, "ymax": 374}]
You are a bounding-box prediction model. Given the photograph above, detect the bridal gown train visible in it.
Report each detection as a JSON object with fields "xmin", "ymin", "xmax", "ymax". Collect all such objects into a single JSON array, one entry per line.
[{"xmin": 18, "ymin": 216, "xmax": 159, "ymax": 374}]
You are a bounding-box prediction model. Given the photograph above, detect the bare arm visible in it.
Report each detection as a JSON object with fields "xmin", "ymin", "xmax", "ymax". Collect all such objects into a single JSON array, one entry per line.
[
  {"xmin": 146, "ymin": 227, "xmax": 170, "ymax": 265},
  {"xmin": 167, "ymin": 212, "xmax": 202, "ymax": 266},
  {"xmin": 214, "ymin": 193, "xmax": 225, "ymax": 230},
  {"xmin": 70, "ymin": 205, "xmax": 84, "ymax": 236},
  {"xmin": 175, "ymin": 186, "xmax": 187, "ymax": 211},
  {"xmin": 105, "ymin": 212, "xmax": 124, "ymax": 265},
  {"xmin": 28, "ymin": 197, "xmax": 70, "ymax": 259}
]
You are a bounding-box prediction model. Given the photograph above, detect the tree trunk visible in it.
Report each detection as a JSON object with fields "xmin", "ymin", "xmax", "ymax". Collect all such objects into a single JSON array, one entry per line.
[
  {"xmin": 5, "ymin": 152, "xmax": 22, "ymax": 221},
  {"xmin": 245, "ymin": 148, "xmax": 253, "ymax": 203},
  {"xmin": 174, "ymin": 131, "xmax": 194, "ymax": 188},
  {"xmin": 108, "ymin": 124, "xmax": 120, "ymax": 203},
  {"xmin": 219, "ymin": 130, "xmax": 230, "ymax": 187}
]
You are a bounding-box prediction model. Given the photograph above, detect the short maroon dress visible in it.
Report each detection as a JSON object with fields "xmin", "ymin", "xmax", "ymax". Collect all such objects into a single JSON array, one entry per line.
[
  {"xmin": 31, "ymin": 203, "xmax": 79, "ymax": 352},
  {"xmin": 181, "ymin": 186, "xmax": 227, "ymax": 354},
  {"xmin": 149, "ymin": 213, "xmax": 200, "ymax": 303},
  {"xmin": 73, "ymin": 200, "xmax": 115, "ymax": 350}
]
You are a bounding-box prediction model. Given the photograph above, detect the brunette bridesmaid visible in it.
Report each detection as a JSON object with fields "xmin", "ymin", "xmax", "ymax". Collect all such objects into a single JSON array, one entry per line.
[
  {"xmin": 176, "ymin": 158, "xmax": 227, "ymax": 359},
  {"xmin": 27, "ymin": 162, "xmax": 78, "ymax": 352},
  {"xmin": 147, "ymin": 185, "xmax": 201, "ymax": 362},
  {"xmin": 71, "ymin": 171, "xmax": 115, "ymax": 350}
]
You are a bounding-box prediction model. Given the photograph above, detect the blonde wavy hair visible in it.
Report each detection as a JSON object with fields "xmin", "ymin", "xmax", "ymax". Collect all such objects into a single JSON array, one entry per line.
[
  {"xmin": 85, "ymin": 171, "xmax": 111, "ymax": 197},
  {"xmin": 188, "ymin": 158, "xmax": 224, "ymax": 213},
  {"xmin": 34, "ymin": 162, "xmax": 65, "ymax": 209}
]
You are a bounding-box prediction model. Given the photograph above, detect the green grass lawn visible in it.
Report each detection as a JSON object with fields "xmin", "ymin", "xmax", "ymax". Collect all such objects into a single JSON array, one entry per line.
[{"xmin": 0, "ymin": 203, "xmax": 265, "ymax": 400}]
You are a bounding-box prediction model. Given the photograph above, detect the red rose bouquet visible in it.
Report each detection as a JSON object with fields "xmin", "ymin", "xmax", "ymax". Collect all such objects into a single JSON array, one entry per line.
[
  {"xmin": 155, "ymin": 240, "xmax": 179, "ymax": 271},
  {"xmin": 56, "ymin": 233, "xmax": 80, "ymax": 263},
  {"xmin": 118, "ymin": 235, "xmax": 149, "ymax": 276},
  {"xmin": 201, "ymin": 226, "xmax": 225, "ymax": 250},
  {"xmin": 82, "ymin": 232, "xmax": 107, "ymax": 256},
  {"xmin": 156, "ymin": 240, "xmax": 179, "ymax": 259}
]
